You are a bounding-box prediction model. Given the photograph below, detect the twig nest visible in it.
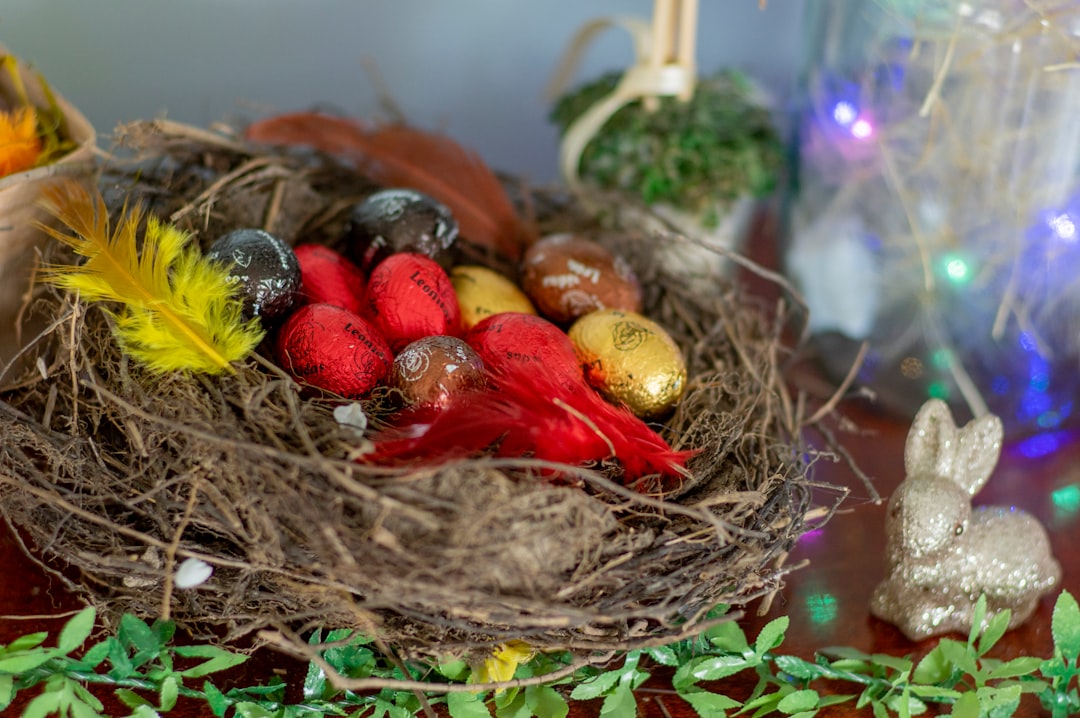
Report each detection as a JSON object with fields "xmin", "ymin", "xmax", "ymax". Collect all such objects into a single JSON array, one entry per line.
[{"xmin": 0, "ymin": 120, "xmax": 844, "ymax": 661}]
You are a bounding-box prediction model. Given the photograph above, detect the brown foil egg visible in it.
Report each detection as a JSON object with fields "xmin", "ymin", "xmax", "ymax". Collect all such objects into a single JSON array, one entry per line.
[
  {"xmin": 450, "ymin": 265, "xmax": 536, "ymax": 330},
  {"xmin": 568, "ymin": 309, "xmax": 686, "ymax": 417},
  {"xmin": 521, "ymin": 233, "xmax": 642, "ymax": 324},
  {"xmin": 389, "ymin": 335, "xmax": 486, "ymax": 411}
]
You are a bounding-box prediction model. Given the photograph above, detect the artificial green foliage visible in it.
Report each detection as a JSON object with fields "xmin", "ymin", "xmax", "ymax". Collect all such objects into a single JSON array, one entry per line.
[
  {"xmin": 550, "ymin": 70, "xmax": 784, "ymax": 225},
  {"xmin": 5, "ymin": 593, "xmax": 1080, "ymax": 717}
]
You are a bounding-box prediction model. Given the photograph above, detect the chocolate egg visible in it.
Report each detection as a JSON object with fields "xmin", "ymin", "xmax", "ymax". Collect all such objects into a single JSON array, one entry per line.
[
  {"xmin": 294, "ymin": 243, "xmax": 366, "ymax": 314},
  {"xmin": 206, "ymin": 228, "xmax": 301, "ymax": 324},
  {"xmin": 365, "ymin": 252, "xmax": 462, "ymax": 352},
  {"xmin": 464, "ymin": 312, "xmax": 582, "ymax": 388},
  {"xmin": 275, "ymin": 303, "xmax": 393, "ymax": 399},
  {"xmin": 568, "ymin": 309, "xmax": 686, "ymax": 417},
  {"xmin": 389, "ymin": 335, "xmax": 486, "ymax": 410},
  {"xmin": 343, "ymin": 189, "xmax": 458, "ymax": 272},
  {"xmin": 450, "ymin": 265, "xmax": 536, "ymax": 330},
  {"xmin": 520, "ymin": 233, "xmax": 642, "ymax": 324}
]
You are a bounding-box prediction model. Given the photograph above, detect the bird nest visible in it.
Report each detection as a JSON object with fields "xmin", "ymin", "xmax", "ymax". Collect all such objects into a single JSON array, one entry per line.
[{"xmin": 0, "ymin": 119, "xmax": 849, "ymax": 664}]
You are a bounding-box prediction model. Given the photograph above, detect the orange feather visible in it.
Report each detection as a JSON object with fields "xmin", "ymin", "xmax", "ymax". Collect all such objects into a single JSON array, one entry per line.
[{"xmin": 244, "ymin": 112, "xmax": 535, "ymax": 261}]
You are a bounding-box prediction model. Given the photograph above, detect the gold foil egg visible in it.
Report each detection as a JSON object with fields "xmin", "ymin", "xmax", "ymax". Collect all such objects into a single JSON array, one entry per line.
[
  {"xmin": 450, "ymin": 265, "xmax": 536, "ymax": 330},
  {"xmin": 568, "ymin": 309, "xmax": 686, "ymax": 417}
]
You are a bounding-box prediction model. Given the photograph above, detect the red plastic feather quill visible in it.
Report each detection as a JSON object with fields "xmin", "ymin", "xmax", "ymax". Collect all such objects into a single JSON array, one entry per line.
[
  {"xmin": 367, "ymin": 361, "xmax": 694, "ymax": 485},
  {"xmin": 244, "ymin": 112, "xmax": 535, "ymax": 261}
]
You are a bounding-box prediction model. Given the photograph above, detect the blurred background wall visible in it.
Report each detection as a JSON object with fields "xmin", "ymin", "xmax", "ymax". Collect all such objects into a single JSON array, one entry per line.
[{"xmin": 1, "ymin": 0, "xmax": 804, "ymax": 182}]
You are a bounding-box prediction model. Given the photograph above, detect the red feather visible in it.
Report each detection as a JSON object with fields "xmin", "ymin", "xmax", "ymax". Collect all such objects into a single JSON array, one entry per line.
[
  {"xmin": 244, "ymin": 112, "xmax": 535, "ymax": 261},
  {"xmin": 367, "ymin": 361, "xmax": 694, "ymax": 485}
]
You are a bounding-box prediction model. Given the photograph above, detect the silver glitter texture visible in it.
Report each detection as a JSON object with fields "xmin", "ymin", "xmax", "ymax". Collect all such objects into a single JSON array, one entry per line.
[{"xmin": 870, "ymin": 399, "xmax": 1061, "ymax": 641}]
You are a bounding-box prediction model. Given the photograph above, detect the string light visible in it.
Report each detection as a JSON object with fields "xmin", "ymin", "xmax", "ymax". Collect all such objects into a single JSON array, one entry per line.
[
  {"xmin": 806, "ymin": 592, "xmax": 838, "ymax": 624},
  {"xmin": 850, "ymin": 118, "xmax": 873, "ymax": 139},
  {"xmin": 832, "ymin": 100, "xmax": 857, "ymax": 126},
  {"xmin": 941, "ymin": 254, "xmax": 972, "ymax": 285},
  {"xmin": 1051, "ymin": 484, "xmax": 1080, "ymax": 514},
  {"xmin": 791, "ymin": 2, "xmax": 1080, "ymax": 450}
]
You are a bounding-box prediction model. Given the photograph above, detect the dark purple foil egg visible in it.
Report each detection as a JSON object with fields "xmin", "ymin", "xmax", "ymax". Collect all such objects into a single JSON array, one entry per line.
[
  {"xmin": 207, "ymin": 228, "xmax": 302, "ymax": 324},
  {"xmin": 342, "ymin": 189, "xmax": 458, "ymax": 272}
]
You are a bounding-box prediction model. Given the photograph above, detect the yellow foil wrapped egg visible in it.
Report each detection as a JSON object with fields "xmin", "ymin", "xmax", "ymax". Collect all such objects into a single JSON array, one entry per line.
[
  {"xmin": 450, "ymin": 265, "xmax": 536, "ymax": 330},
  {"xmin": 568, "ymin": 309, "xmax": 687, "ymax": 417}
]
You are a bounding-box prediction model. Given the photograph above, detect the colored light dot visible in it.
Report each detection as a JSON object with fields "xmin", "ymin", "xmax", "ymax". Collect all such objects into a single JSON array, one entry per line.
[
  {"xmin": 1030, "ymin": 372, "xmax": 1050, "ymax": 392},
  {"xmin": 900, "ymin": 356, "xmax": 924, "ymax": 379},
  {"xmin": 1020, "ymin": 392, "xmax": 1052, "ymax": 421},
  {"xmin": 1019, "ymin": 332, "xmax": 1038, "ymax": 352},
  {"xmin": 1052, "ymin": 484, "xmax": 1080, "ymax": 514},
  {"xmin": 1017, "ymin": 432, "xmax": 1063, "ymax": 458},
  {"xmin": 832, "ymin": 101, "xmax": 857, "ymax": 126},
  {"xmin": 927, "ymin": 381, "xmax": 950, "ymax": 400},
  {"xmin": 1038, "ymin": 411, "xmax": 1062, "ymax": 429},
  {"xmin": 851, "ymin": 119, "xmax": 873, "ymax": 139},
  {"xmin": 930, "ymin": 349, "xmax": 952, "ymax": 370},
  {"xmin": 943, "ymin": 256, "xmax": 971, "ymax": 284},
  {"xmin": 807, "ymin": 593, "xmax": 838, "ymax": 624},
  {"xmin": 1050, "ymin": 213, "xmax": 1077, "ymax": 241}
]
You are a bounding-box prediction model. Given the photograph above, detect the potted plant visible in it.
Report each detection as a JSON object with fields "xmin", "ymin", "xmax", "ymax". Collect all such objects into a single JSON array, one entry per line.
[
  {"xmin": 0, "ymin": 45, "xmax": 96, "ymax": 383},
  {"xmin": 552, "ymin": 67, "xmax": 781, "ymax": 285}
]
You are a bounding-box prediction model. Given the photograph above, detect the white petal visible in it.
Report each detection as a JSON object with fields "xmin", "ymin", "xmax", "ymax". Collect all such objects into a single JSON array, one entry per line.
[
  {"xmin": 334, "ymin": 403, "xmax": 369, "ymax": 432},
  {"xmin": 174, "ymin": 558, "xmax": 213, "ymax": 589}
]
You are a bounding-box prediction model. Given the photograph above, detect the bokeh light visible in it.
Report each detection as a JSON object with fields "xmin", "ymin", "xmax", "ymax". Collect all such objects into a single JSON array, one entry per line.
[{"xmin": 806, "ymin": 593, "xmax": 838, "ymax": 624}]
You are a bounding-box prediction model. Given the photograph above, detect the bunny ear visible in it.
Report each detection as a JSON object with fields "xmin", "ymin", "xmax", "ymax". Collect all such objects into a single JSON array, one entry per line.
[
  {"xmin": 904, "ymin": 399, "xmax": 957, "ymax": 480},
  {"xmin": 903, "ymin": 399, "xmax": 1003, "ymax": 496},
  {"xmin": 951, "ymin": 413, "xmax": 1004, "ymax": 496}
]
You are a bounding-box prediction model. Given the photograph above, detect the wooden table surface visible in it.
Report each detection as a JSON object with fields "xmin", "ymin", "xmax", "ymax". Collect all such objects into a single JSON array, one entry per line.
[
  {"xmin": 4, "ymin": 393, "xmax": 1078, "ymax": 717},
  {"xmin": 4, "ymin": 211, "xmax": 1079, "ymax": 716}
]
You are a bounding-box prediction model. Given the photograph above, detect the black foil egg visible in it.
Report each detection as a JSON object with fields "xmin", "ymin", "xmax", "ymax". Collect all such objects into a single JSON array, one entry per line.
[
  {"xmin": 206, "ymin": 228, "xmax": 302, "ymax": 324},
  {"xmin": 342, "ymin": 188, "xmax": 459, "ymax": 272}
]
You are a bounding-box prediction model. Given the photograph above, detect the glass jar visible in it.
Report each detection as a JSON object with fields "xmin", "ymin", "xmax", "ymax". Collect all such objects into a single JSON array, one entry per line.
[{"xmin": 786, "ymin": 0, "xmax": 1080, "ymax": 450}]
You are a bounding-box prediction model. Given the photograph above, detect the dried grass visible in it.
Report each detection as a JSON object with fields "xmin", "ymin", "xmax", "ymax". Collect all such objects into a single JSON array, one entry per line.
[{"xmin": 0, "ymin": 120, "xmax": 850, "ymax": 664}]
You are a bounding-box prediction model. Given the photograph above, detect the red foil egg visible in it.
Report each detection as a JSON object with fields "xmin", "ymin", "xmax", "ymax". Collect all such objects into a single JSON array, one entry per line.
[
  {"xmin": 464, "ymin": 312, "xmax": 582, "ymax": 388},
  {"xmin": 365, "ymin": 253, "xmax": 461, "ymax": 352},
  {"xmin": 275, "ymin": 303, "xmax": 392, "ymax": 399},
  {"xmin": 389, "ymin": 335, "xmax": 487, "ymax": 411},
  {"xmin": 294, "ymin": 244, "xmax": 366, "ymax": 315}
]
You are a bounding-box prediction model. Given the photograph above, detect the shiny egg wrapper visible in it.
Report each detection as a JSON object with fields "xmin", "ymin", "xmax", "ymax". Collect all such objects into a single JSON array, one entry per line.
[
  {"xmin": 389, "ymin": 335, "xmax": 486, "ymax": 411},
  {"xmin": 569, "ymin": 309, "xmax": 686, "ymax": 417},
  {"xmin": 450, "ymin": 265, "xmax": 536, "ymax": 330}
]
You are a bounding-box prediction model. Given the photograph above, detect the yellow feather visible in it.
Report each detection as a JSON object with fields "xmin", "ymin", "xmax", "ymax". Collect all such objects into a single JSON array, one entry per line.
[
  {"xmin": 38, "ymin": 181, "xmax": 265, "ymax": 374},
  {"xmin": 471, "ymin": 641, "xmax": 536, "ymax": 687}
]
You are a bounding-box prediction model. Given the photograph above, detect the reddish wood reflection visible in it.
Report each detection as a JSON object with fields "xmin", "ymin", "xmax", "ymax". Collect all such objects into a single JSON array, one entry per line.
[
  {"xmin": 4, "ymin": 210, "xmax": 1078, "ymax": 716},
  {"xmin": 5, "ymin": 393, "xmax": 1077, "ymax": 717}
]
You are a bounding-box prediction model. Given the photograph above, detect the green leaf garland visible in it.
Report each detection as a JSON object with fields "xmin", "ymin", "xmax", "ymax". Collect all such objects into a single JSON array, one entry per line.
[{"xmin": 4, "ymin": 593, "xmax": 1080, "ymax": 717}]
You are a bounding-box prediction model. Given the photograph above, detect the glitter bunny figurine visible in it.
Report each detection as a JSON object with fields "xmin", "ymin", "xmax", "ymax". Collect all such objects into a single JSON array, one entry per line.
[{"xmin": 870, "ymin": 399, "xmax": 1061, "ymax": 641}]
